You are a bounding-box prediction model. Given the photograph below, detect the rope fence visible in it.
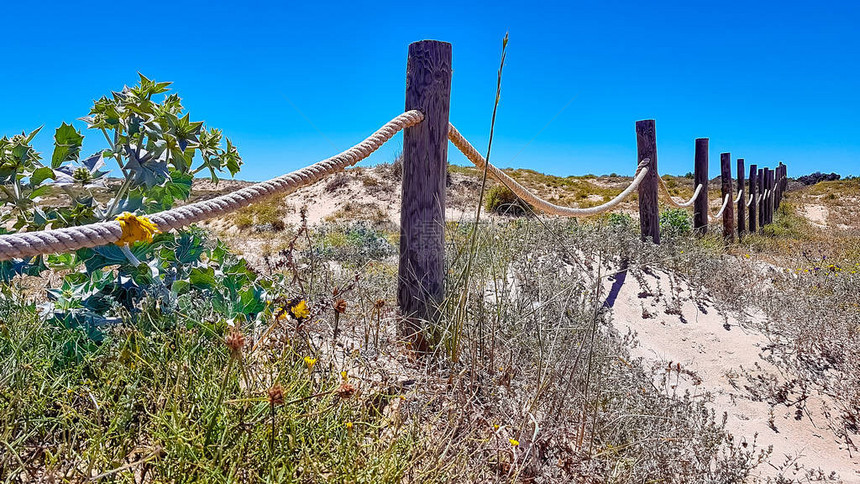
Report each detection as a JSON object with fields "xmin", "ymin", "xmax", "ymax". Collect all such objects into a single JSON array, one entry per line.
[
  {"xmin": 0, "ymin": 113, "xmax": 788, "ymax": 261},
  {"xmin": 0, "ymin": 40, "xmax": 790, "ymax": 336},
  {"xmin": 0, "ymin": 111, "xmax": 423, "ymax": 260}
]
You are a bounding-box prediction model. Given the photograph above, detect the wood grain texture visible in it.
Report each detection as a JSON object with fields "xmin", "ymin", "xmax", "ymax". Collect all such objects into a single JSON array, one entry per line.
[
  {"xmin": 763, "ymin": 168, "xmax": 772, "ymax": 225},
  {"xmin": 636, "ymin": 120, "xmax": 660, "ymax": 244},
  {"xmin": 748, "ymin": 164, "xmax": 757, "ymax": 233},
  {"xmin": 737, "ymin": 158, "xmax": 745, "ymax": 237},
  {"xmin": 693, "ymin": 138, "xmax": 709, "ymax": 234},
  {"xmin": 767, "ymin": 169, "xmax": 775, "ymax": 225},
  {"xmin": 759, "ymin": 168, "xmax": 766, "ymax": 229},
  {"xmin": 720, "ymin": 153, "xmax": 735, "ymax": 242},
  {"xmin": 398, "ymin": 40, "xmax": 452, "ymax": 347}
]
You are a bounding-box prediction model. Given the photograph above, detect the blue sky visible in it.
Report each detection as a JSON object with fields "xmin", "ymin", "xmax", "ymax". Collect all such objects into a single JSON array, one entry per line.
[{"xmin": 1, "ymin": 0, "xmax": 857, "ymax": 181}]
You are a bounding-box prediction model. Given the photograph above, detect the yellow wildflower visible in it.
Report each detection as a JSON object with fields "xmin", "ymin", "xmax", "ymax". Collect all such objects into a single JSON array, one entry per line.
[
  {"xmin": 345, "ymin": 421, "xmax": 353, "ymax": 431},
  {"xmin": 115, "ymin": 212, "xmax": 160, "ymax": 245},
  {"xmin": 509, "ymin": 439, "xmax": 519, "ymax": 446},
  {"xmin": 341, "ymin": 370, "xmax": 349, "ymax": 382},
  {"xmin": 290, "ymin": 300, "xmax": 310, "ymax": 320},
  {"xmin": 304, "ymin": 356, "xmax": 317, "ymax": 371}
]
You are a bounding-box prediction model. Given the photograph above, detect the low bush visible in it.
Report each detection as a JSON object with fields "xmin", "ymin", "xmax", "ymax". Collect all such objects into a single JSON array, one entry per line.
[
  {"xmin": 660, "ymin": 207, "xmax": 692, "ymax": 237},
  {"xmin": 485, "ymin": 185, "xmax": 531, "ymax": 216}
]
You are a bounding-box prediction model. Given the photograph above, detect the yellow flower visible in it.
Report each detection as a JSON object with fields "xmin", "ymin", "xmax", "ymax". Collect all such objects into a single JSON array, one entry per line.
[
  {"xmin": 276, "ymin": 307, "xmax": 288, "ymax": 320},
  {"xmin": 509, "ymin": 439, "xmax": 519, "ymax": 446},
  {"xmin": 341, "ymin": 370, "xmax": 349, "ymax": 382},
  {"xmin": 345, "ymin": 421, "xmax": 353, "ymax": 431},
  {"xmin": 493, "ymin": 424, "xmax": 500, "ymax": 431},
  {"xmin": 304, "ymin": 356, "xmax": 317, "ymax": 371},
  {"xmin": 115, "ymin": 212, "xmax": 160, "ymax": 245},
  {"xmin": 291, "ymin": 300, "xmax": 310, "ymax": 320}
]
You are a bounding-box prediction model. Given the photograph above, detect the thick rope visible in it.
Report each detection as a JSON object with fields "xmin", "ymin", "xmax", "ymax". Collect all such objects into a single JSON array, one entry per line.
[
  {"xmin": 0, "ymin": 111, "xmax": 424, "ymax": 260},
  {"xmin": 658, "ymin": 176, "xmax": 702, "ymax": 208},
  {"xmin": 708, "ymin": 194, "xmax": 731, "ymax": 222},
  {"xmin": 734, "ymin": 189, "xmax": 744, "ymax": 204},
  {"xmin": 448, "ymin": 123, "xmax": 650, "ymax": 217}
]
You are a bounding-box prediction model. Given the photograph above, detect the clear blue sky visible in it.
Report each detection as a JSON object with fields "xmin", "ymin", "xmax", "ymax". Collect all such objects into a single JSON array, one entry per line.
[{"xmin": 1, "ymin": 0, "xmax": 857, "ymax": 181}]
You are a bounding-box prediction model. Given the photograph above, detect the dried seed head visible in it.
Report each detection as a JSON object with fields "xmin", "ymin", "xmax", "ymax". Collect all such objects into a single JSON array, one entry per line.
[
  {"xmin": 335, "ymin": 382, "xmax": 356, "ymax": 399},
  {"xmin": 225, "ymin": 327, "xmax": 245, "ymax": 359},
  {"xmin": 334, "ymin": 299, "xmax": 347, "ymax": 314},
  {"xmin": 268, "ymin": 383, "xmax": 284, "ymax": 407},
  {"xmin": 374, "ymin": 299, "xmax": 385, "ymax": 310}
]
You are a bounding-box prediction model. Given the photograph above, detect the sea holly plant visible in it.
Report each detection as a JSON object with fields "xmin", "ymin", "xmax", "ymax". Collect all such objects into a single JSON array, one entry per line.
[
  {"xmin": 0, "ymin": 75, "xmax": 261, "ymax": 335},
  {"xmin": 0, "ymin": 127, "xmax": 54, "ymax": 231},
  {"xmin": 79, "ymin": 73, "xmax": 242, "ymax": 216}
]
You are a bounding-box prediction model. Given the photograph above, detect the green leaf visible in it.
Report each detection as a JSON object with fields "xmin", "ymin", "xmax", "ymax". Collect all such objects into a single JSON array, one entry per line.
[
  {"xmin": 236, "ymin": 286, "xmax": 266, "ymax": 316},
  {"xmin": 189, "ymin": 266, "xmax": 216, "ymax": 289},
  {"xmin": 51, "ymin": 123, "xmax": 84, "ymax": 168},
  {"xmin": 31, "ymin": 166, "xmax": 55, "ymax": 186}
]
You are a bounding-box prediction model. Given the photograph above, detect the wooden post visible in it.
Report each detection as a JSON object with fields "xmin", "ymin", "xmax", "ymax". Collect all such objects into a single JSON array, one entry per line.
[
  {"xmin": 720, "ymin": 153, "xmax": 735, "ymax": 242},
  {"xmin": 693, "ymin": 138, "xmax": 709, "ymax": 234},
  {"xmin": 636, "ymin": 120, "xmax": 660, "ymax": 244},
  {"xmin": 776, "ymin": 161, "xmax": 785, "ymax": 209},
  {"xmin": 398, "ymin": 40, "xmax": 452, "ymax": 349},
  {"xmin": 758, "ymin": 168, "xmax": 765, "ymax": 229},
  {"xmin": 761, "ymin": 167, "xmax": 770, "ymax": 226},
  {"xmin": 768, "ymin": 169, "xmax": 775, "ymax": 223},
  {"xmin": 737, "ymin": 158, "xmax": 745, "ymax": 237},
  {"xmin": 773, "ymin": 164, "xmax": 780, "ymax": 209},
  {"xmin": 748, "ymin": 164, "xmax": 757, "ymax": 233}
]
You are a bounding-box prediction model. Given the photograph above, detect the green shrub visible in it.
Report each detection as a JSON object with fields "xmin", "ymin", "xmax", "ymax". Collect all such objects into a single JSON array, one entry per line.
[
  {"xmin": 606, "ymin": 212, "xmax": 634, "ymax": 230},
  {"xmin": 660, "ymin": 208, "xmax": 692, "ymax": 237},
  {"xmin": 485, "ymin": 185, "xmax": 531, "ymax": 216}
]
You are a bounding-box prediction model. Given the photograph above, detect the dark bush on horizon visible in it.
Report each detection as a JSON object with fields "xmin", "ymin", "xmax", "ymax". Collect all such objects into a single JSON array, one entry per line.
[{"xmin": 797, "ymin": 171, "xmax": 840, "ymax": 185}]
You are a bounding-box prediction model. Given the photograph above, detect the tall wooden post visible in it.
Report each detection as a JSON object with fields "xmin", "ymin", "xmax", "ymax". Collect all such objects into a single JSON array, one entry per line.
[
  {"xmin": 776, "ymin": 161, "xmax": 785, "ymax": 209},
  {"xmin": 761, "ymin": 168, "xmax": 769, "ymax": 226},
  {"xmin": 720, "ymin": 153, "xmax": 735, "ymax": 242},
  {"xmin": 781, "ymin": 164, "xmax": 788, "ymax": 206},
  {"xmin": 398, "ymin": 40, "xmax": 452, "ymax": 349},
  {"xmin": 748, "ymin": 164, "xmax": 757, "ymax": 233},
  {"xmin": 773, "ymin": 164, "xmax": 780, "ymax": 209},
  {"xmin": 737, "ymin": 158, "xmax": 745, "ymax": 237},
  {"xmin": 693, "ymin": 138, "xmax": 709, "ymax": 234},
  {"xmin": 767, "ymin": 169, "xmax": 775, "ymax": 223},
  {"xmin": 636, "ymin": 120, "xmax": 660, "ymax": 244}
]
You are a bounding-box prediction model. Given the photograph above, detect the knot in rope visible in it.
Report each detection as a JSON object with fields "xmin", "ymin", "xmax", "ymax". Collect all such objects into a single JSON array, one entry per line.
[
  {"xmin": 116, "ymin": 212, "xmax": 161, "ymax": 246},
  {"xmin": 637, "ymin": 158, "xmax": 651, "ymax": 170}
]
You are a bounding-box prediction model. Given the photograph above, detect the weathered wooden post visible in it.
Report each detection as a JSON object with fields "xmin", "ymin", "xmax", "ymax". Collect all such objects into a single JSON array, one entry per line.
[
  {"xmin": 693, "ymin": 138, "xmax": 709, "ymax": 234},
  {"xmin": 398, "ymin": 40, "xmax": 452, "ymax": 350},
  {"xmin": 737, "ymin": 158, "xmax": 745, "ymax": 237},
  {"xmin": 768, "ymin": 169, "xmax": 775, "ymax": 223},
  {"xmin": 773, "ymin": 164, "xmax": 780, "ymax": 210},
  {"xmin": 774, "ymin": 164, "xmax": 781, "ymax": 209},
  {"xmin": 777, "ymin": 163, "xmax": 786, "ymax": 208},
  {"xmin": 748, "ymin": 164, "xmax": 758, "ymax": 233},
  {"xmin": 636, "ymin": 120, "xmax": 660, "ymax": 244},
  {"xmin": 720, "ymin": 153, "xmax": 735, "ymax": 242},
  {"xmin": 761, "ymin": 167, "xmax": 769, "ymax": 226}
]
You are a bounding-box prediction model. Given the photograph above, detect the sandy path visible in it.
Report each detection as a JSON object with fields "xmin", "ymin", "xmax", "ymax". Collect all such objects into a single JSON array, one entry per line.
[{"xmin": 603, "ymin": 268, "xmax": 860, "ymax": 483}]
